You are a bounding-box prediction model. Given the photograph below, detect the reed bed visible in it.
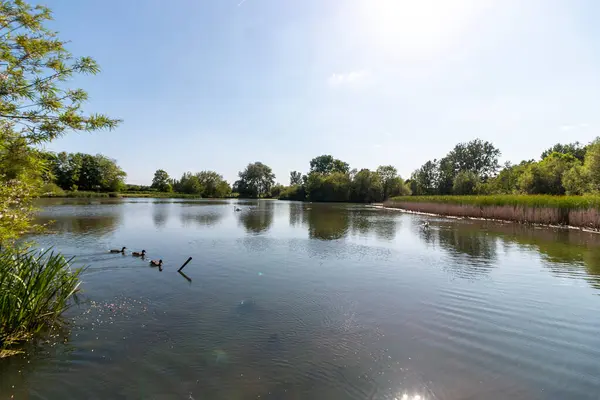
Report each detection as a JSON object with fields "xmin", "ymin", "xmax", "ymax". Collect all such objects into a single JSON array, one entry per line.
[
  {"xmin": 385, "ymin": 195, "xmax": 600, "ymax": 229},
  {"xmin": 0, "ymin": 248, "xmax": 83, "ymax": 356}
]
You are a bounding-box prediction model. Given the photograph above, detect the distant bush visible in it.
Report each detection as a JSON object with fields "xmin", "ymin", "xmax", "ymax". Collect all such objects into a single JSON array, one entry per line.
[
  {"xmin": 39, "ymin": 183, "xmax": 65, "ymax": 197},
  {"xmin": 64, "ymin": 191, "xmax": 109, "ymax": 198},
  {"xmin": 279, "ymin": 185, "xmax": 306, "ymax": 201}
]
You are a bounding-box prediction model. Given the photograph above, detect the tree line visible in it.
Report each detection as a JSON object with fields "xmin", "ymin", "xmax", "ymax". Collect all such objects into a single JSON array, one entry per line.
[
  {"xmin": 409, "ymin": 138, "xmax": 599, "ymax": 196},
  {"xmin": 37, "ymin": 137, "xmax": 600, "ymax": 201},
  {"xmin": 43, "ymin": 152, "xmax": 127, "ymax": 193}
]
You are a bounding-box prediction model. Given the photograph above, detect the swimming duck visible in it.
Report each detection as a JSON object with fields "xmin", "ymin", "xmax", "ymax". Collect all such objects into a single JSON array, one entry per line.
[
  {"xmin": 150, "ymin": 259, "xmax": 163, "ymax": 267},
  {"xmin": 110, "ymin": 246, "xmax": 127, "ymax": 253},
  {"xmin": 234, "ymin": 206, "xmax": 242, "ymax": 212},
  {"xmin": 132, "ymin": 250, "xmax": 146, "ymax": 257}
]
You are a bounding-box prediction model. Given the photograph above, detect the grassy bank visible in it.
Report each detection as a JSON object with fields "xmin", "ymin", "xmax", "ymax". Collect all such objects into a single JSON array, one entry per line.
[
  {"xmin": 389, "ymin": 195, "xmax": 600, "ymax": 209},
  {"xmin": 120, "ymin": 191, "xmax": 203, "ymax": 199},
  {"xmin": 41, "ymin": 191, "xmax": 206, "ymax": 199},
  {"xmin": 385, "ymin": 195, "xmax": 600, "ymax": 229},
  {"xmin": 0, "ymin": 249, "xmax": 83, "ymax": 357}
]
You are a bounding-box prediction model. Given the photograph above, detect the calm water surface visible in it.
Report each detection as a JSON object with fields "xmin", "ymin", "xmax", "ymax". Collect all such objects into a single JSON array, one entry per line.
[{"xmin": 1, "ymin": 199, "xmax": 599, "ymax": 399}]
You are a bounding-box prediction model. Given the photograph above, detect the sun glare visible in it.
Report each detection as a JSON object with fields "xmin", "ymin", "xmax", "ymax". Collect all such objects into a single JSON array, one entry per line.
[{"xmin": 359, "ymin": 0, "xmax": 484, "ymax": 57}]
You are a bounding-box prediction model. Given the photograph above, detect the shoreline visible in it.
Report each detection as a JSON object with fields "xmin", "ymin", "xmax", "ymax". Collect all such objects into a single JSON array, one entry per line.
[{"xmin": 377, "ymin": 202, "xmax": 600, "ymax": 234}]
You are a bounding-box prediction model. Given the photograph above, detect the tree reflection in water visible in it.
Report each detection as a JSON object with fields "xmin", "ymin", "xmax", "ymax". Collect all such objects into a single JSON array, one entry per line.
[{"xmin": 237, "ymin": 201, "xmax": 274, "ymax": 234}]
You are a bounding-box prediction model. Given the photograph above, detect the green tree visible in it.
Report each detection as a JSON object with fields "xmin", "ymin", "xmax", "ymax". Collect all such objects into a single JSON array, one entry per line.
[
  {"xmin": 290, "ymin": 171, "xmax": 302, "ymax": 185},
  {"xmin": 376, "ymin": 165, "xmax": 402, "ymax": 199},
  {"xmin": 0, "ymin": 1, "xmax": 120, "ymax": 144},
  {"xmin": 517, "ymin": 153, "xmax": 578, "ymax": 195},
  {"xmin": 562, "ymin": 165, "xmax": 588, "ymax": 195},
  {"xmin": 350, "ymin": 169, "xmax": 383, "ymax": 203},
  {"xmin": 195, "ymin": 171, "xmax": 230, "ymax": 198},
  {"xmin": 487, "ymin": 161, "xmax": 530, "ymax": 194},
  {"xmin": 446, "ymin": 139, "xmax": 501, "ymax": 180},
  {"xmin": 45, "ymin": 152, "xmax": 126, "ymax": 192},
  {"xmin": 309, "ymin": 155, "xmax": 349, "ymax": 174},
  {"xmin": 584, "ymin": 139, "xmax": 600, "ymax": 192},
  {"xmin": 234, "ymin": 162, "xmax": 275, "ymax": 198},
  {"xmin": 151, "ymin": 169, "xmax": 172, "ymax": 192},
  {"xmin": 174, "ymin": 172, "xmax": 204, "ymax": 194},
  {"xmin": 452, "ymin": 170, "xmax": 479, "ymax": 195},
  {"xmin": 541, "ymin": 142, "xmax": 586, "ymax": 162},
  {"xmin": 411, "ymin": 160, "xmax": 439, "ymax": 195},
  {"xmin": 270, "ymin": 184, "xmax": 284, "ymax": 198},
  {"xmin": 306, "ymin": 172, "xmax": 351, "ymax": 202}
]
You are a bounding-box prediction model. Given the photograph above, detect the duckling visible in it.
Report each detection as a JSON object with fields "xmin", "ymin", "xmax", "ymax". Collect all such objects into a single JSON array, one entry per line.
[
  {"xmin": 132, "ymin": 250, "xmax": 146, "ymax": 257},
  {"xmin": 149, "ymin": 259, "xmax": 163, "ymax": 267},
  {"xmin": 110, "ymin": 246, "xmax": 127, "ymax": 253}
]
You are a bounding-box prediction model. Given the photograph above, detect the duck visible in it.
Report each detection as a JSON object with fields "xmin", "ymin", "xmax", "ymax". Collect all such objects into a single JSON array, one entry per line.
[
  {"xmin": 234, "ymin": 207, "xmax": 242, "ymax": 212},
  {"xmin": 110, "ymin": 246, "xmax": 127, "ymax": 253},
  {"xmin": 132, "ymin": 250, "xmax": 146, "ymax": 257},
  {"xmin": 149, "ymin": 259, "xmax": 163, "ymax": 267}
]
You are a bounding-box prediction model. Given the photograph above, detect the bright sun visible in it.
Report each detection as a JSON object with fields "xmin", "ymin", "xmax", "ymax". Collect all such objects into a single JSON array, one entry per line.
[{"xmin": 358, "ymin": 0, "xmax": 484, "ymax": 57}]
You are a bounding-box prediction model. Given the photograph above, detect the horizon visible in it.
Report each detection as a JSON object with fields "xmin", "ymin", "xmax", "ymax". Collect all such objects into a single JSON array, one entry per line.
[{"xmin": 41, "ymin": 0, "xmax": 600, "ymax": 185}]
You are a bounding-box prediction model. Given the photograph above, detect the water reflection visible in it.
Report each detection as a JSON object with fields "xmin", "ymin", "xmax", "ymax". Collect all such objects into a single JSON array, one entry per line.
[
  {"xmin": 304, "ymin": 205, "xmax": 350, "ymax": 240},
  {"xmin": 37, "ymin": 214, "xmax": 122, "ymax": 236},
  {"xmin": 416, "ymin": 217, "xmax": 600, "ymax": 289},
  {"xmin": 152, "ymin": 204, "xmax": 169, "ymax": 228},
  {"xmin": 179, "ymin": 205, "xmax": 225, "ymax": 228},
  {"xmin": 414, "ymin": 219, "xmax": 496, "ymax": 278},
  {"xmin": 479, "ymin": 222, "xmax": 600, "ymax": 289},
  {"xmin": 289, "ymin": 202, "xmax": 304, "ymax": 227},
  {"xmin": 236, "ymin": 201, "xmax": 274, "ymax": 234}
]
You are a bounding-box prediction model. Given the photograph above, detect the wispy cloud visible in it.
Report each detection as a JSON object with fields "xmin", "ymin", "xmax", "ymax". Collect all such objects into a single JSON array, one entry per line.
[
  {"xmin": 328, "ymin": 70, "xmax": 369, "ymax": 86},
  {"xmin": 237, "ymin": 0, "xmax": 248, "ymax": 6},
  {"xmin": 560, "ymin": 123, "xmax": 589, "ymax": 131}
]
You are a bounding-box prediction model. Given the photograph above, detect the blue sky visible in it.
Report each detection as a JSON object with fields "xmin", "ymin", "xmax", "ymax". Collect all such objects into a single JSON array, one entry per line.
[{"xmin": 44, "ymin": 0, "xmax": 600, "ymax": 185}]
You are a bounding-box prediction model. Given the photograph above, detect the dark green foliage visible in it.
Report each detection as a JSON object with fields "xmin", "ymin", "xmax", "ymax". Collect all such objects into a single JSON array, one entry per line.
[
  {"xmin": 411, "ymin": 160, "xmax": 439, "ymax": 195},
  {"xmin": 234, "ymin": 162, "xmax": 275, "ymax": 198},
  {"xmin": 584, "ymin": 139, "xmax": 600, "ymax": 192},
  {"xmin": 563, "ymin": 165, "xmax": 588, "ymax": 195},
  {"xmin": 46, "ymin": 152, "xmax": 126, "ymax": 192},
  {"xmin": 453, "ymin": 171, "xmax": 479, "ymax": 195},
  {"xmin": 151, "ymin": 169, "xmax": 172, "ymax": 192},
  {"xmin": 279, "ymin": 184, "xmax": 305, "ymax": 201},
  {"xmin": 173, "ymin": 172, "xmax": 203, "ymax": 195},
  {"xmin": 290, "ymin": 171, "xmax": 302, "ymax": 185},
  {"xmin": 517, "ymin": 153, "xmax": 579, "ymax": 195},
  {"xmin": 194, "ymin": 171, "xmax": 231, "ymax": 198},
  {"xmin": 306, "ymin": 172, "xmax": 351, "ymax": 202},
  {"xmin": 309, "ymin": 155, "xmax": 350, "ymax": 174},
  {"xmin": 447, "ymin": 139, "xmax": 501, "ymax": 180},
  {"xmin": 270, "ymin": 184, "xmax": 285, "ymax": 198},
  {"xmin": 541, "ymin": 142, "xmax": 586, "ymax": 162},
  {"xmin": 350, "ymin": 169, "xmax": 383, "ymax": 203}
]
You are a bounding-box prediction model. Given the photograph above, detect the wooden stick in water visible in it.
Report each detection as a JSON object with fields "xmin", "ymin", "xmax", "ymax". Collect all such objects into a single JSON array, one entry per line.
[
  {"xmin": 178, "ymin": 256, "xmax": 193, "ymax": 272},
  {"xmin": 178, "ymin": 270, "xmax": 192, "ymax": 282}
]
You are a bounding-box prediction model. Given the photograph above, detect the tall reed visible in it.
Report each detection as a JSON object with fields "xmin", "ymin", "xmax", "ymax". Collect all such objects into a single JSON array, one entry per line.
[{"xmin": 0, "ymin": 248, "xmax": 83, "ymax": 355}]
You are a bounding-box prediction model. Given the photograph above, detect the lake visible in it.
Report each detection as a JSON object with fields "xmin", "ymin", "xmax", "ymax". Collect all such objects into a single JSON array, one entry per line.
[{"xmin": 1, "ymin": 198, "xmax": 599, "ymax": 399}]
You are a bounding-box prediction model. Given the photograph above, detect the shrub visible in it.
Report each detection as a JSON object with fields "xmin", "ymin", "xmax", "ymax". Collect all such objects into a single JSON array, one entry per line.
[
  {"xmin": 40, "ymin": 183, "xmax": 65, "ymax": 197},
  {"xmin": 0, "ymin": 248, "xmax": 83, "ymax": 355}
]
